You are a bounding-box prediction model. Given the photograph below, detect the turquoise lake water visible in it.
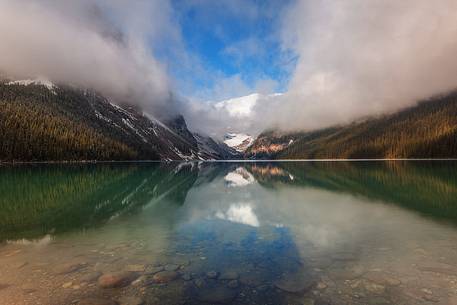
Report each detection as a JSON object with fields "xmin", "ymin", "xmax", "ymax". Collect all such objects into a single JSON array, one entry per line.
[{"xmin": 0, "ymin": 161, "xmax": 456, "ymax": 305}]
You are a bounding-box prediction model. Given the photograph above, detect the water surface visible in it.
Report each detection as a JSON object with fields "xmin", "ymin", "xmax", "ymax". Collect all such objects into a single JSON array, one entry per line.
[{"xmin": 0, "ymin": 161, "xmax": 457, "ymax": 305}]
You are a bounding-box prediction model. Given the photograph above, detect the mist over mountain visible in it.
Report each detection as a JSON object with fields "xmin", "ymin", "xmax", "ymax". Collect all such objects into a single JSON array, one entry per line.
[
  {"xmin": 0, "ymin": 0, "xmax": 179, "ymax": 119},
  {"xmin": 184, "ymin": 0, "xmax": 457, "ymax": 137},
  {"xmin": 1, "ymin": 1, "xmax": 457, "ymax": 160},
  {"xmin": 0, "ymin": 79, "xmax": 235, "ymax": 161},
  {"xmin": 247, "ymin": 92, "xmax": 457, "ymax": 159}
]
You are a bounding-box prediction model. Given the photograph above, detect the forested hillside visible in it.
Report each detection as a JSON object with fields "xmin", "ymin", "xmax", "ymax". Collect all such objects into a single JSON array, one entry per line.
[
  {"xmin": 247, "ymin": 92, "xmax": 457, "ymax": 159},
  {"xmin": 0, "ymin": 92, "xmax": 137, "ymax": 161},
  {"xmin": 0, "ymin": 81, "xmax": 235, "ymax": 162}
]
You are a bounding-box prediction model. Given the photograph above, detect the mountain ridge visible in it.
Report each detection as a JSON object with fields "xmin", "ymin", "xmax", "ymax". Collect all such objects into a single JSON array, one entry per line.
[
  {"xmin": 0, "ymin": 79, "xmax": 235, "ymax": 162},
  {"xmin": 246, "ymin": 91, "xmax": 457, "ymax": 159}
]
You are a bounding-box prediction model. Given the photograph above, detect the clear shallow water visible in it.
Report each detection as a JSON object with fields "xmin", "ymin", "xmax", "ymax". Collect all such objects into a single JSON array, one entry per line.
[{"xmin": 0, "ymin": 161, "xmax": 457, "ymax": 305}]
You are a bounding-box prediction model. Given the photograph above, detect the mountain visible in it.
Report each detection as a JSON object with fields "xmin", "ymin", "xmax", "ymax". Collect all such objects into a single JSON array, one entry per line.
[
  {"xmin": 223, "ymin": 133, "xmax": 254, "ymax": 152},
  {"xmin": 0, "ymin": 79, "xmax": 230, "ymax": 162},
  {"xmin": 247, "ymin": 91, "xmax": 457, "ymax": 159},
  {"xmin": 194, "ymin": 133, "xmax": 241, "ymax": 160}
]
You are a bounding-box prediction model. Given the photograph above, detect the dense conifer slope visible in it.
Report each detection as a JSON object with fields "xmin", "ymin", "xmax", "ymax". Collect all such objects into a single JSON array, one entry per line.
[
  {"xmin": 247, "ymin": 92, "xmax": 457, "ymax": 159},
  {"xmin": 0, "ymin": 81, "xmax": 236, "ymax": 161}
]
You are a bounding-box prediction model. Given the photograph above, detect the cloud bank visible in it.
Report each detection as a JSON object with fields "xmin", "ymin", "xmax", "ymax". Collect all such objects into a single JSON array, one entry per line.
[
  {"xmin": 273, "ymin": 0, "xmax": 457, "ymax": 131},
  {"xmin": 2, "ymin": 0, "xmax": 457, "ymax": 136},
  {"xmin": 0, "ymin": 0, "xmax": 177, "ymax": 116},
  {"xmin": 187, "ymin": 0, "xmax": 457, "ymax": 136}
]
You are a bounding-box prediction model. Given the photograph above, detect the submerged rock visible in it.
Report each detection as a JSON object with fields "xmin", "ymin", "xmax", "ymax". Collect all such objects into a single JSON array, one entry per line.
[
  {"xmin": 125, "ymin": 264, "xmax": 145, "ymax": 272},
  {"xmin": 145, "ymin": 265, "xmax": 164, "ymax": 275},
  {"xmin": 98, "ymin": 272, "xmax": 138, "ymax": 288},
  {"xmin": 164, "ymin": 264, "xmax": 180, "ymax": 271},
  {"xmin": 194, "ymin": 278, "xmax": 205, "ymax": 288},
  {"xmin": 62, "ymin": 281, "xmax": 73, "ymax": 288},
  {"xmin": 363, "ymin": 280, "xmax": 386, "ymax": 294},
  {"xmin": 0, "ymin": 283, "xmax": 10, "ymax": 291},
  {"xmin": 227, "ymin": 280, "xmax": 239, "ymax": 288},
  {"xmin": 131, "ymin": 275, "xmax": 147, "ymax": 286},
  {"xmin": 316, "ymin": 282, "xmax": 328, "ymax": 290},
  {"xmin": 206, "ymin": 271, "xmax": 219, "ymax": 279},
  {"xmin": 152, "ymin": 271, "xmax": 178, "ymax": 283},
  {"xmin": 80, "ymin": 271, "xmax": 102, "ymax": 283},
  {"xmin": 55, "ymin": 262, "xmax": 87, "ymax": 275}
]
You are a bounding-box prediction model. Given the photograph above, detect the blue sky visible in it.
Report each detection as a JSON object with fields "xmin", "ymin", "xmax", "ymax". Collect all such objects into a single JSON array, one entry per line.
[{"xmin": 153, "ymin": 0, "xmax": 296, "ymax": 101}]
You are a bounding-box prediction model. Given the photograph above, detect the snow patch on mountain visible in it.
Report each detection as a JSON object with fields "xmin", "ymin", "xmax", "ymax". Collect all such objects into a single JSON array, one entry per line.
[
  {"xmin": 224, "ymin": 133, "xmax": 254, "ymax": 152},
  {"xmin": 6, "ymin": 78, "xmax": 56, "ymax": 92}
]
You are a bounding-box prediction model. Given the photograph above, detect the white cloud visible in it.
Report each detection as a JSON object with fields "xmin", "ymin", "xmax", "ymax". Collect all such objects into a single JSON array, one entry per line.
[
  {"xmin": 215, "ymin": 93, "xmax": 259, "ymax": 118},
  {"xmin": 3, "ymin": 0, "xmax": 456, "ymax": 136},
  {"xmin": 267, "ymin": 0, "xmax": 457, "ymax": 131},
  {"xmin": 190, "ymin": 0, "xmax": 457, "ymax": 135},
  {"xmin": 0, "ymin": 0, "xmax": 178, "ymax": 116},
  {"xmin": 215, "ymin": 203, "xmax": 260, "ymax": 227}
]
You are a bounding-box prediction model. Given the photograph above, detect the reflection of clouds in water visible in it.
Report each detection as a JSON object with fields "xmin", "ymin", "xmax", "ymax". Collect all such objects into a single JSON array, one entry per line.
[
  {"xmin": 224, "ymin": 167, "xmax": 255, "ymax": 187},
  {"xmin": 300, "ymin": 223, "xmax": 334, "ymax": 248},
  {"xmin": 215, "ymin": 203, "xmax": 260, "ymax": 227},
  {"xmin": 271, "ymin": 189, "xmax": 378, "ymax": 248},
  {"xmin": 186, "ymin": 167, "xmax": 435, "ymax": 255}
]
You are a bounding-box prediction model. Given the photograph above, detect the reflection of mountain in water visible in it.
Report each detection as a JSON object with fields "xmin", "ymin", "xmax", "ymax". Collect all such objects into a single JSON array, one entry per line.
[
  {"xmin": 0, "ymin": 163, "xmax": 198, "ymax": 241},
  {"xmin": 2, "ymin": 161, "xmax": 457, "ymax": 242},
  {"xmin": 2, "ymin": 161, "xmax": 457, "ymax": 305},
  {"xmin": 245, "ymin": 161, "xmax": 457, "ymax": 225}
]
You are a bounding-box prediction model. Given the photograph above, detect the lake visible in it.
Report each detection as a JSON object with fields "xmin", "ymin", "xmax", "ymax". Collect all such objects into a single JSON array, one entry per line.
[{"xmin": 0, "ymin": 161, "xmax": 456, "ymax": 305}]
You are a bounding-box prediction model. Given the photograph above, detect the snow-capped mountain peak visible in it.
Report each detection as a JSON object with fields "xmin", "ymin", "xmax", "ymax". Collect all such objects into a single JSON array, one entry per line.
[{"xmin": 224, "ymin": 133, "xmax": 254, "ymax": 152}]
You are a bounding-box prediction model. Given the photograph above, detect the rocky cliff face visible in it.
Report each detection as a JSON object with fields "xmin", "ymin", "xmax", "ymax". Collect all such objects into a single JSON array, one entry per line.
[{"xmin": 245, "ymin": 131, "xmax": 299, "ymax": 159}]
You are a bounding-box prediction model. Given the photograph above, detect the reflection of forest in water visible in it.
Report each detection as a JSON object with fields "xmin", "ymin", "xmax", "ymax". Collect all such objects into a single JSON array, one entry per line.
[
  {"xmin": 1, "ymin": 161, "xmax": 457, "ymax": 305},
  {"xmin": 1, "ymin": 161, "xmax": 457, "ymax": 241},
  {"xmin": 0, "ymin": 163, "xmax": 198, "ymax": 241},
  {"xmin": 246, "ymin": 161, "xmax": 457, "ymax": 225}
]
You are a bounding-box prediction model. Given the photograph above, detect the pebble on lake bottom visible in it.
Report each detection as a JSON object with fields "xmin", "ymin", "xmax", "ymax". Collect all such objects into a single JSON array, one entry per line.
[{"xmin": 98, "ymin": 272, "xmax": 138, "ymax": 288}]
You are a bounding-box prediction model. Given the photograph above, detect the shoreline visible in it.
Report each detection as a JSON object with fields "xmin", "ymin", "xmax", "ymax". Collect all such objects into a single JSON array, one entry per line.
[{"xmin": 1, "ymin": 158, "xmax": 457, "ymax": 165}]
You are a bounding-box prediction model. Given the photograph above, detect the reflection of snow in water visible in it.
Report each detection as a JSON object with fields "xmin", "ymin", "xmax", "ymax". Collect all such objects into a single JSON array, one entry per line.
[
  {"xmin": 215, "ymin": 203, "xmax": 260, "ymax": 227},
  {"xmin": 224, "ymin": 167, "xmax": 255, "ymax": 187}
]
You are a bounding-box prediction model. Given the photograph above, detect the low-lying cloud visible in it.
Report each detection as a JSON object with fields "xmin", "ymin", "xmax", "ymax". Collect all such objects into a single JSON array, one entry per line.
[
  {"xmin": 187, "ymin": 0, "xmax": 457, "ymax": 136},
  {"xmin": 2, "ymin": 1, "xmax": 457, "ymax": 136},
  {"xmin": 0, "ymin": 0, "xmax": 176, "ymax": 116},
  {"xmin": 259, "ymin": 0, "xmax": 457, "ymax": 133}
]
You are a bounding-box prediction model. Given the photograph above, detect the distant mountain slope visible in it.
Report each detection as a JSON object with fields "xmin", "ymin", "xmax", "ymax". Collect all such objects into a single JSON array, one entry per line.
[
  {"xmin": 194, "ymin": 133, "xmax": 240, "ymax": 160},
  {"xmin": 247, "ymin": 92, "xmax": 457, "ymax": 159},
  {"xmin": 223, "ymin": 133, "xmax": 254, "ymax": 152},
  {"xmin": 0, "ymin": 80, "xmax": 229, "ymax": 161}
]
